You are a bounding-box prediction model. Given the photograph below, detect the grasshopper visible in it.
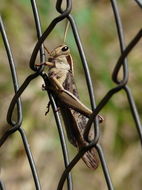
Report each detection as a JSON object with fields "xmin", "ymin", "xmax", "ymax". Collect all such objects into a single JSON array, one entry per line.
[{"xmin": 37, "ymin": 44, "xmax": 103, "ymax": 169}]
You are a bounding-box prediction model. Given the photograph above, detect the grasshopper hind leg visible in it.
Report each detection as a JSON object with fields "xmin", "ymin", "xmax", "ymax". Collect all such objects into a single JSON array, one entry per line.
[
  {"xmin": 45, "ymin": 101, "xmax": 51, "ymax": 115},
  {"xmin": 45, "ymin": 101, "xmax": 60, "ymax": 115}
]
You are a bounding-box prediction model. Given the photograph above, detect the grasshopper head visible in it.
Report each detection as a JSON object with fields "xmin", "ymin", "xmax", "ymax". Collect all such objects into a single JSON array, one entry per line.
[
  {"xmin": 47, "ymin": 44, "xmax": 73, "ymax": 73},
  {"xmin": 50, "ymin": 45, "xmax": 70, "ymax": 57}
]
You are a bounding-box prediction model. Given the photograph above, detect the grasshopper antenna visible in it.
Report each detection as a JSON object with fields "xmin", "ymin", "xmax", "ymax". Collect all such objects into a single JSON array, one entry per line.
[
  {"xmin": 63, "ymin": 20, "xmax": 70, "ymax": 43},
  {"xmin": 44, "ymin": 45, "xmax": 52, "ymax": 56}
]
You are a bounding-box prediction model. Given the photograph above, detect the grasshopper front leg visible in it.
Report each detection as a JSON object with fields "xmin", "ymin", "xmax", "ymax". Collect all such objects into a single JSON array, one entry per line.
[{"xmin": 35, "ymin": 61, "xmax": 55, "ymax": 67}]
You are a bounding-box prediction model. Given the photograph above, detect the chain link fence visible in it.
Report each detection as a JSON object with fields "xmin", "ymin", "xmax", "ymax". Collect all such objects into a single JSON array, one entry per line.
[{"xmin": 0, "ymin": 0, "xmax": 142, "ymax": 189}]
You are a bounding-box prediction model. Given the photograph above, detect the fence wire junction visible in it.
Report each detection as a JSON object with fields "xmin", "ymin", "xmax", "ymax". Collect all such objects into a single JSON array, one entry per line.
[{"xmin": 0, "ymin": 0, "xmax": 142, "ymax": 190}]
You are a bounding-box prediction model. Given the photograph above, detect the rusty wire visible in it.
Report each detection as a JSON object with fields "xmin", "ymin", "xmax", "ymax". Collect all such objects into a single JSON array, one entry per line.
[{"xmin": 0, "ymin": 0, "xmax": 142, "ymax": 190}]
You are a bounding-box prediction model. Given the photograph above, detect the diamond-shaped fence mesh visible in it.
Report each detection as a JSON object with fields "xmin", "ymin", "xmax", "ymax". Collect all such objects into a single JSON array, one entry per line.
[{"xmin": 0, "ymin": 0, "xmax": 142, "ymax": 190}]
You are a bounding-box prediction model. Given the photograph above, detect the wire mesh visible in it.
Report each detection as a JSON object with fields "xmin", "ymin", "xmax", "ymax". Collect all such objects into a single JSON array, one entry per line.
[{"xmin": 0, "ymin": 0, "xmax": 142, "ymax": 190}]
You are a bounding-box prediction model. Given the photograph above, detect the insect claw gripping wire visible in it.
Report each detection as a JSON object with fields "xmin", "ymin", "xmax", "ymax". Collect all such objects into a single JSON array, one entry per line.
[
  {"xmin": 0, "ymin": 0, "xmax": 142, "ymax": 190},
  {"xmin": 45, "ymin": 101, "xmax": 51, "ymax": 115}
]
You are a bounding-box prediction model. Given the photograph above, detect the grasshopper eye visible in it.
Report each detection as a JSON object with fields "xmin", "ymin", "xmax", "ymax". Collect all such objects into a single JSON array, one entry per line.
[{"xmin": 61, "ymin": 46, "xmax": 69, "ymax": 52}]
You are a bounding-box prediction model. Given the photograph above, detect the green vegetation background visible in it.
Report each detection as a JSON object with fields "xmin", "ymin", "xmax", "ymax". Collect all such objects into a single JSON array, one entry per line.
[{"xmin": 0, "ymin": 0, "xmax": 142, "ymax": 190}]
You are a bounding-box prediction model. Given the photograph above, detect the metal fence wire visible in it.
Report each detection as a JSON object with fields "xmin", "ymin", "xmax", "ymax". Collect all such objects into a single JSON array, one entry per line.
[{"xmin": 0, "ymin": 0, "xmax": 142, "ymax": 190}]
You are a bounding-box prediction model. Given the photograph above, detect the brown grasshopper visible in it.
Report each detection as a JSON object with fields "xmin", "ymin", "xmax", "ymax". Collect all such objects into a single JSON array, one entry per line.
[{"xmin": 37, "ymin": 44, "xmax": 103, "ymax": 169}]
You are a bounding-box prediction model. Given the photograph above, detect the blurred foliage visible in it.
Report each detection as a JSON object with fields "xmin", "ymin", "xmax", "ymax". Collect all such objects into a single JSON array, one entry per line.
[{"xmin": 0, "ymin": 0, "xmax": 142, "ymax": 190}]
